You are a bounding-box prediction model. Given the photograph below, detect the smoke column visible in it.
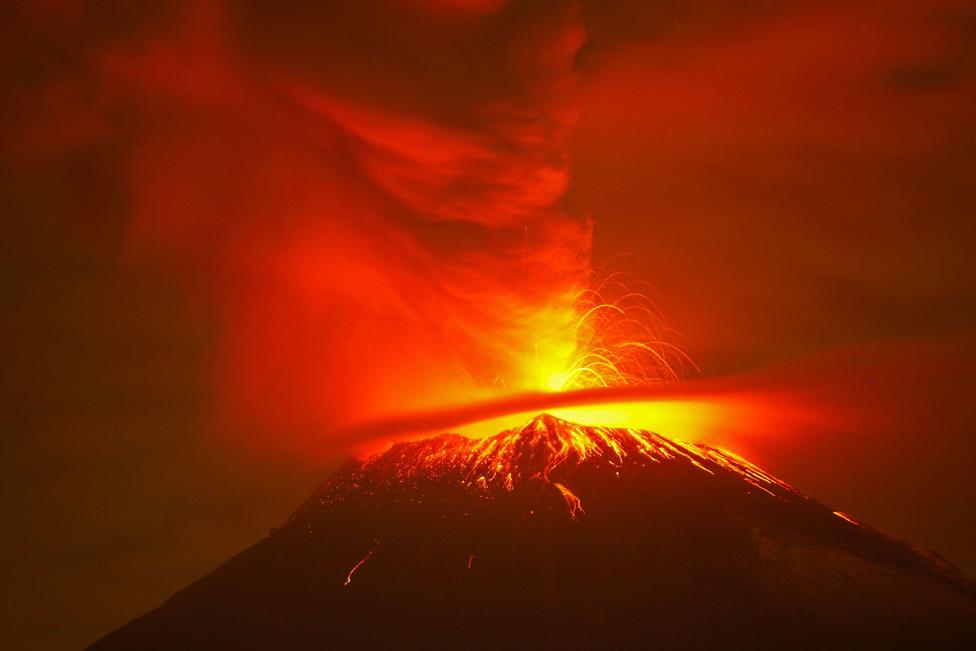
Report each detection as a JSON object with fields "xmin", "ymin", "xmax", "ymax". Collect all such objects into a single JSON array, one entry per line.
[{"xmin": 6, "ymin": 0, "xmax": 596, "ymax": 450}]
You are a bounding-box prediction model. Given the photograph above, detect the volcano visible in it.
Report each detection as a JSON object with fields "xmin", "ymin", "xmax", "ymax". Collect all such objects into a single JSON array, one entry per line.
[{"xmin": 91, "ymin": 414, "xmax": 976, "ymax": 649}]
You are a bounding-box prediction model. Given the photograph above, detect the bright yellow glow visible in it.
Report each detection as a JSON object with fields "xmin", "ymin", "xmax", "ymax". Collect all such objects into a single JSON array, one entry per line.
[
  {"xmin": 453, "ymin": 400, "xmax": 725, "ymax": 444},
  {"xmin": 516, "ymin": 274, "xmax": 696, "ymax": 394},
  {"xmin": 443, "ymin": 391, "xmax": 816, "ymax": 451},
  {"xmin": 549, "ymin": 401, "xmax": 724, "ymax": 442},
  {"xmin": 545, "ymin": 372, "xmax": 570, "ymax": 392}
]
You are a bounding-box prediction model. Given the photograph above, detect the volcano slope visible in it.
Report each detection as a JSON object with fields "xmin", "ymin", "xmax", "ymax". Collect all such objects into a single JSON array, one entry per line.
[{"xmin": 91, "ymin": 414, "xmax": 976, "ymax": 649}]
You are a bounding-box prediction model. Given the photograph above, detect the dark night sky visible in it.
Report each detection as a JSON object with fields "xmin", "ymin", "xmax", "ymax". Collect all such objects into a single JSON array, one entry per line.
[{"xmin": 2, "ymin": 1, "xmax": 976, "ymax": 649}]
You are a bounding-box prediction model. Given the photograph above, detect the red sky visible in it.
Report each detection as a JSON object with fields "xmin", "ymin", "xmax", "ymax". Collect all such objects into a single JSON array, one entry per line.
[{"xmin": 2, "ymin": 1, "xmax": 975, "ymax": 648}]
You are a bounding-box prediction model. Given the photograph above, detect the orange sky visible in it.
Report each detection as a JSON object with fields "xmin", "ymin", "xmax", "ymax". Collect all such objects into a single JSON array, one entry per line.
[{"xmin": 2, "ymin": 1, "xmax": 975, "ymax": 648}]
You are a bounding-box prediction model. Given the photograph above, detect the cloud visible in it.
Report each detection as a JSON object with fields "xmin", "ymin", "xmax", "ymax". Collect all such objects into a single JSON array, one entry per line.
[
  {"xmin": 574, "ymin": 0, "xmax": 976, "ymax": 372},
  {"xmin": 4, "ymin": 0, "xmax": 592, "ymax": 450}
]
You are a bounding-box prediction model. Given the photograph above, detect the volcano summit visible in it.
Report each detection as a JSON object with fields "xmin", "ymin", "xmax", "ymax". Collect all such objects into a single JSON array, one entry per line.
[{"xmin": 92, "ymin": 414, "xmax": 976, "ymax": 649}]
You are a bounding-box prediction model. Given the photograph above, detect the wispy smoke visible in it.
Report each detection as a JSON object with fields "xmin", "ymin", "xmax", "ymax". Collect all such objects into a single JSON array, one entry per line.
[{"xmin": 5, "ymin": 0, "xmax": 590, "ymax": 447}]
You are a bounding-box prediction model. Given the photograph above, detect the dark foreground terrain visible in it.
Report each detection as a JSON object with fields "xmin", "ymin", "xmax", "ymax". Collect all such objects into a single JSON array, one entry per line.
[{"xmin": 91, "ymin": 414, "xmax": 976, "ymax": 649}]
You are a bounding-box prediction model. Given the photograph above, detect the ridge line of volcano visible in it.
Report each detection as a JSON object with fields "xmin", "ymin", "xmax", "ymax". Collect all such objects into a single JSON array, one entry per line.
[{"xmin": 329, "ymin": 414, "xmax": 799, "ymax": 508}]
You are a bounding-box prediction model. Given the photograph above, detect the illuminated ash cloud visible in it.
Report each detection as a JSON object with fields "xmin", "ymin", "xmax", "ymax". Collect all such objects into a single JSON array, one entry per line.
[{"xmin": 4, "ymin": 1, "xmax": 594, "ymax": 446}]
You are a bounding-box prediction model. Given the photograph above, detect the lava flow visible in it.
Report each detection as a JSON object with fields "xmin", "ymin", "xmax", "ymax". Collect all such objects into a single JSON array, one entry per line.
[
  {"xmin": 92, "ymin": 414, "xmax": 976, "ymax": 650},
  {"xmin": 345, "ymin": 413, "xmax": 794, "ymax": 509}
]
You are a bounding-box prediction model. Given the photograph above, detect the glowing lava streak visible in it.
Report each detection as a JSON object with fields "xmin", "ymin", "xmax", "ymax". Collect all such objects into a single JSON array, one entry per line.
[
  {"xmin": 552, "ymin": 482, "xmax": 584, "ymax": 520},
  {"xmin": 343, "ymin": 550, "xmax": 374, "ymax": 587},
  {"xmin": 833, "ymin": 511, "xmax": 860, "ymax": 526}
]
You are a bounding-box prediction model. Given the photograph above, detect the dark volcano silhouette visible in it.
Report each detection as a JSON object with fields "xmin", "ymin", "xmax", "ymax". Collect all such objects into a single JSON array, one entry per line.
[{"xmin": 91, "ymin": 414, "xmax": 976, "ymax": 649}]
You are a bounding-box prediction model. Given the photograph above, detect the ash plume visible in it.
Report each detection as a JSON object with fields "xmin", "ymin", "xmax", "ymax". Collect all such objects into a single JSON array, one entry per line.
[{"xmin": 4, "ymin": 0, "xmax": 592, "ymax": 448}]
